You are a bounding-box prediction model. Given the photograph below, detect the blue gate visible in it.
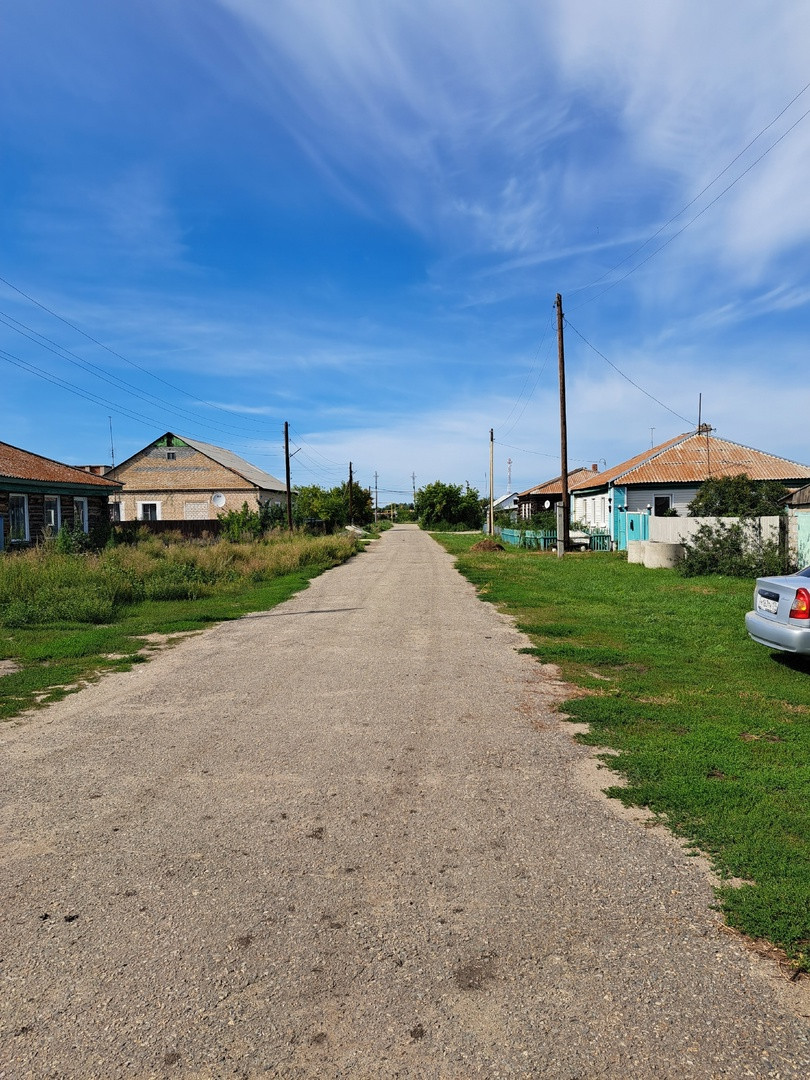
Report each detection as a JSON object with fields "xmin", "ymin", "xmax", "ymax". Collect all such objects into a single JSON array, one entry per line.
[{"xmin": 616, "ymin": 512, "xmax": 649, "ymax": 550}]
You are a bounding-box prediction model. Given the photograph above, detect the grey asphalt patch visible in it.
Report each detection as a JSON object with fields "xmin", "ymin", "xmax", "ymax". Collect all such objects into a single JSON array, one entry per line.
[{"xmin": 1, "ymin": 524, "xmax": 809, "ymax": 1078}]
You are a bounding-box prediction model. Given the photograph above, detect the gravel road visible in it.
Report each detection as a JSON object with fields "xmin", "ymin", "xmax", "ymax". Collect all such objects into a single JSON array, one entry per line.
[{"xmin": 2, "ymin": 524, "xmax": 809, "ymax": 1079}]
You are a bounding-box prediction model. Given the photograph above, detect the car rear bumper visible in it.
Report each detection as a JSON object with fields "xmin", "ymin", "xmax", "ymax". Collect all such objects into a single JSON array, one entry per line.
[{"xmin": 745, "ymin": 610, "xmax": 810, "ymax": 654}]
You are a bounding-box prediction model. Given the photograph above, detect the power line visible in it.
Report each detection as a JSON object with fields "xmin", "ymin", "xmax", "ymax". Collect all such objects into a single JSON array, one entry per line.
[
  {"xmin": 0, "ymin": 273, "xmax": 275, "ymax": 428},
  {"xmin": 569, "ymin": 83, "xmax": 810, "ymax": 308},
  {"xmin": 563, "ymin": 318, "xmax": 693, "ymax": 425},
  {"xmin": 497, "ymin": 311, "xmax": 554, "ymax": 437},
  {"xmin": 0, "ymin": 309, "xmax": 281, "ymax": 441}
]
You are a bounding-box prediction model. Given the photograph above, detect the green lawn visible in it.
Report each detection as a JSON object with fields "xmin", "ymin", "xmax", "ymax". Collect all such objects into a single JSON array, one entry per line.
[{"xmin": 436, "ymin": 534, "xmax": 810, "ymax": 968}]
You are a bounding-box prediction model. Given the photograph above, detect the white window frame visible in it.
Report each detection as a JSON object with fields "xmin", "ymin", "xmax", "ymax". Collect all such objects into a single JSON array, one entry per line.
[
  {"xmin": 137, "ymin": 501, "xmax": 162, "ymax": 521},
  {"xmin": 9, "ymin": 493, "xmax": 29, "ymax": 543},
  {"xmin": 73, "ymin": 496, "xmax": 89, "ymax": 533},
  {"xmin": 44, "ymin": 495, "xmax": 62, "ymax": 533}
]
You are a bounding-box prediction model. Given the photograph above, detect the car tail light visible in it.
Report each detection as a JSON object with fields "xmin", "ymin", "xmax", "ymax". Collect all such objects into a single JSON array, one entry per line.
[{"xmin": 789, "ymin": 587, "xmax": 810, "ymax": 620}]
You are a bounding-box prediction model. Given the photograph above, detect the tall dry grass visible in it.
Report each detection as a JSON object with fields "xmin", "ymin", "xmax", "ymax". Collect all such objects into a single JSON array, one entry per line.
[{"xmin": 0, "ymin": 533, "xmax": 357, "ymax": 625}]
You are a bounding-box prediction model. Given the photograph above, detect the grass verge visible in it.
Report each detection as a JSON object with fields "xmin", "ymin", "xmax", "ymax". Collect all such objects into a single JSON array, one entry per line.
[
  {"xmin": 0, "ymin": 533, "xmax": 357, "ymax": 721},
  {"xmin": 435, "ymin": 533, "xmax": 810, "ymax": 969}
]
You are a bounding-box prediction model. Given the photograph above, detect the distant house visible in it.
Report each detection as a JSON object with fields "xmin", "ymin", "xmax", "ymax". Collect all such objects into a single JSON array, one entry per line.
[
  {"xmin": 493, "ymin": 491, "xmax": 520, "ymax": 515},
  {"xmin": 570, "ymin": 427, "xmax": 810, "ymax": 550},
  {"xmin": 0, "ymin": 441, "xmax": 121, "ymax": 550},
  {"xmin": 517, "ymin": 466, "xmax": 600, "ymax": 521},
  {"xmin": 107, "ymin": 433, "xmax": 288, "ymax": 522}
]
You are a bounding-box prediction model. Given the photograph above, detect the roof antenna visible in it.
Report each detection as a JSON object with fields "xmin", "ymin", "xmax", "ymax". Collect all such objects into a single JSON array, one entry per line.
[
  {"xmin": 108, "ymin": 416, "xmax": 116, "ymax": 469},
  {"xmin": 697, "ymin": 393, "xmax": 702, "ymax": 432}
]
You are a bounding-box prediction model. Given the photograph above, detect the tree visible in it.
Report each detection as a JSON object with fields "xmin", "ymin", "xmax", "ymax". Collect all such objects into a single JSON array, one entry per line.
[
  {"xmin": 292, "ymin": 482, "xmax": 373, "ymax": 530},
  {"xmin": 414, "ymin": 481, "xmax": 483, "ymax": 529},
  {"xmin": 687, "ymin": 474, "xmax": 789, "ymax": 518}
]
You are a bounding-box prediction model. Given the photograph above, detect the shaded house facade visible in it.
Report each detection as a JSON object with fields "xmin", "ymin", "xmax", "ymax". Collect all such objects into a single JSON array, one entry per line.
[
  {"xmin": 570, "ymin": 427, "xmax": 810, "ymax": 549},
  {"xmin": 785, "ymin": 483, "xmax": 810, "ymax": 568},
  {"xmin": 107, "ymin": 433, "xmax": 288, "ymax": 522},
  {"xmin": 517, "ymin": 466, "xmax": 599, "ymax": 521},
  {"xmin": 0, "ymin": 441, "xmax": 121, "ymax": 549}
]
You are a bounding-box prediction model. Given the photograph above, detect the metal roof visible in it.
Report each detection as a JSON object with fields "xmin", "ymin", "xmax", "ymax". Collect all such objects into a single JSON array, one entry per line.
[
  {"xmin": 570, "ymin": 431, "xmax": 810, "ymax": 491},
  {"xmin": 519, "ymin": 467, "xmax": 599, "ymax": 498},
  {"xmin": 172, "ymin": 435, "xmax": 287, "ymax": 492},
  {"xmin": 0, "ymin": 441, "xmax": 121, "ymax": 489}
]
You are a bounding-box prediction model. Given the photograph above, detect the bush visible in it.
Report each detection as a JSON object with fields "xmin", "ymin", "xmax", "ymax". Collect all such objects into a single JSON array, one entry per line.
[
  {"xmin": 415, "ymin": 481, "xmax": 483, "ymax": 530},
  {"xmin": 677, "ymin": 520, "xmax": 787, "ymax": 578},
  {"xmin": 688, "ymin": 474, "xmax": 790, "ymax": 517}
]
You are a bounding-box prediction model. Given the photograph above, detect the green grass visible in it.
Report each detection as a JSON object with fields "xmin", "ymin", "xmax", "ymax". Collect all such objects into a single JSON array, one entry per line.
[
  {"xmin": 0, "ymin": 535, "xmax": 357, "ymax": 721},
  {"xmin": 435, "ymin": 533, "xmax": 810, "ymax": 968}
]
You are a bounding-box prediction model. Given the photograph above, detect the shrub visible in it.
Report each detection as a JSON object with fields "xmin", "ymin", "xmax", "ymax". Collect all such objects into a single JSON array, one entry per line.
[{"xmin": 677, "ymin": 520, "xmax": 787, "ymax": 578}]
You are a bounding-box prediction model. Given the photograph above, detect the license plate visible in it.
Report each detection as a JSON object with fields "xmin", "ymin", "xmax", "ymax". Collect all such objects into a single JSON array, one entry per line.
[{"xmin": 757, "ymin": 594, "xmax": 779, "ymax": 614}]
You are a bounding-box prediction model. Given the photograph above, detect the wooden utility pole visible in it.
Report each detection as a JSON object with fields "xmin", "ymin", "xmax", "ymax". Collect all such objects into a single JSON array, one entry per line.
[
  {"xmin": 284, "ymin": 421, "xmax": 293, "ymax": 532},
  {"xmin": 348, "ymin": 461, "xmax": 354, "ymax": 523},
  {"xmin": 556, "ymin": 293, "xmax": 570, "ymax": 557},
  {"xmin": 488, "ymin": 428, "xmax": 495, "ymax": 535},
  {"xmin": 374, "ymin": 471, "xmax": 379, "ymax": 523}
]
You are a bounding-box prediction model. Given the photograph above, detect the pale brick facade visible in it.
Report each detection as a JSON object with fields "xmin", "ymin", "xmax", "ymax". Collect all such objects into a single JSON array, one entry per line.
[{"xmin": 108, "ymin": 434, "xmax": 287, "ymax": 522}]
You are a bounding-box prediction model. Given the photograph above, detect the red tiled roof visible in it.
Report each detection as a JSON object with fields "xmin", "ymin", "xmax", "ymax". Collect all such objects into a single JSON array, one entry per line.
[
  {"xmin": 0, "ymin": 442, "xmax": 121, "ymax": 488},
  {"xmin": 519, "ymin": 466, "xmax": 598, "ymax": 498},
  {"xmin": 570, "ymin": 431, "xmax": 810, "ymax": 490}
]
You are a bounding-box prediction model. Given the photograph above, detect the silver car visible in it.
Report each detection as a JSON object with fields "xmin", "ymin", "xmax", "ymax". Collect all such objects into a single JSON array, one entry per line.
[{"xmin": 746, "ymin": 567, "xmax": 810, "ymax": 654}]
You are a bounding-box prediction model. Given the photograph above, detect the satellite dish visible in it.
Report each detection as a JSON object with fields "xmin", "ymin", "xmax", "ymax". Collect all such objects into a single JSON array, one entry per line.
[
  {"xmin": 212, "ymin": 493, "xmax": 226, "ymax": 508},
  {"xmin": 544, "ymin": 500, "xmax": 551, "ymax": 509}
]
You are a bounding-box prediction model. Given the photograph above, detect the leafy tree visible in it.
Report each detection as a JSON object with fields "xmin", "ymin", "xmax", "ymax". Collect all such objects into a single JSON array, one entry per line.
[
  {"xmin": 687, "ymin": 474, "xmax": 789, "ymax": 518},
  {"xmin": 415, "ymin": 481, "xmax": 483, "ymax": 529},
  {"xmin": 293, "ymin": 482, "xmax": 373, "ymax": 530},
  {"xmin": 218, "ymin": 501, "xmax": 288, "ymax": 542}
]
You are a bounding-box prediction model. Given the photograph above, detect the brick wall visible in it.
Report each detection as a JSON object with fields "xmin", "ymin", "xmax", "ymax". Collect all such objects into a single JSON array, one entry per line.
[{"xmin": 110, "ymin": 445, "xmax": 272, "ymax": 521}]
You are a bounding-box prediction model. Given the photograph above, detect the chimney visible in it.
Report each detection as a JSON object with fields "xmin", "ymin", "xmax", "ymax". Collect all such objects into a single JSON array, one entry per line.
[{"xmin": 591, "ymin": 463, "xmax": 598, "ymax": 472}]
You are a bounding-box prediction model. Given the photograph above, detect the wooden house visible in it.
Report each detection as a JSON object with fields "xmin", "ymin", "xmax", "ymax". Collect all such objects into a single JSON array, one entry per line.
[{"xmin": 0, "ymin": 441, "xmax": 121, "ymax": 549}]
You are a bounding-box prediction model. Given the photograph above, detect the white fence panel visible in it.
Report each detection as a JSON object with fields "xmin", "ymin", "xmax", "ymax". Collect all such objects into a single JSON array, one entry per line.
[{"xmin": 648, "ymin": 516, "xmax": 780, "ymax": 544}]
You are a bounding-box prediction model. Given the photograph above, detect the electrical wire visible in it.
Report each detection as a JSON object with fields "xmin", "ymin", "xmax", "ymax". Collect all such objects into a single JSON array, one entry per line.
[
  {"xmin": 563, "ymin": 318, "xmax": 694, "ymax": 425},
  {"xmin": 0, "ymin": 273, "xmax": 278, "ymax": 428},
  {"xmin": 569, "ymin": 85, "xmax": 810, "ymax": 308},
  {"xmin": 497, "ymin": 311, "xmax": 554, "ymax": 437},
  {"xmin": 0, "ymin": 309, "xmax": 285, "ymax": 441}
]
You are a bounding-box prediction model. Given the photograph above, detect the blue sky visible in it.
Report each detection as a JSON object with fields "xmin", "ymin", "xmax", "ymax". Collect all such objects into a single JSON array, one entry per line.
[{"xmin": 3, "ymin": 1, "xmax": 810, "ymax": 501}]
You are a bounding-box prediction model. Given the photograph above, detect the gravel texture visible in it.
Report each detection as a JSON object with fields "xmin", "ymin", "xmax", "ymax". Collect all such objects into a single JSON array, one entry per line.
[{"xmin": 2, "ymin": 524, "xmax": 809, "ymax": 1079}]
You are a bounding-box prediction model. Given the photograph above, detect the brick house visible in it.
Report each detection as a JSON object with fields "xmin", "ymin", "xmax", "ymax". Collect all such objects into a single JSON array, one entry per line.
[
  {"xmin": 0, "ymin": 441, "xmax": 121, "ymax": 550},
  {"xmin": 107, "ymin": 433, "xmax": 288, "ymax": 522}
]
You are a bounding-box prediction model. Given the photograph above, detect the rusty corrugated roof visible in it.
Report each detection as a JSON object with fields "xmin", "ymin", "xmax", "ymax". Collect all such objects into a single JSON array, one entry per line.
[
  {"xmin": 519, "ymin": 466, "xmax": 598, "ymax": 498},
  {"xmin": 570, "ymin": 431, "xmax": 810, "ymax": 490},
  {"xmin": 0, "ymin": 442, "xmax": 121, "ymax": 488}
]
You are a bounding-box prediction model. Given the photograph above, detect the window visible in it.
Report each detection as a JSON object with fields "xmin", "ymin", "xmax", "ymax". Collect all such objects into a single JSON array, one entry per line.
[
  {"xmin": 9, "ymin": 493, "xmax": 29, "ymax": 542},
  {"xmin": 109, "ymin": 501, "xmax": 121, "ymax": 523},
  {"xmin": 44, "ymin": 495, "xmax": 61, "ymax": 533},
  {"xmin": 73, "ymin": 497, "xmax": 89, "ymax": 532},
  {"xmin": 166, "ymin": 451, "xmax": 176, "ymax": 460},
  {"xmin": 654, "ymin": 496, "xmax": 672, "ymax": 517},
  {"xmin": 138, "ymin": 502, "xmax": 159, "ymax": 521}
]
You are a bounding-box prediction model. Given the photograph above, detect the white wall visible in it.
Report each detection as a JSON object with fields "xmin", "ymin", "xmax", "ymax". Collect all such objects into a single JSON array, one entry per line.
[{"xmin": 648, "ymin": 516, "xmax": 780, "ymax": 544}]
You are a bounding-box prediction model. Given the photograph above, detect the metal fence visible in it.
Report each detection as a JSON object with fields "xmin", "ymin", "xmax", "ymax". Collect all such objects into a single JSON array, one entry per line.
[{"xmin": 500, "ymin": 528, "xmax": 610, "ymax": 552}]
